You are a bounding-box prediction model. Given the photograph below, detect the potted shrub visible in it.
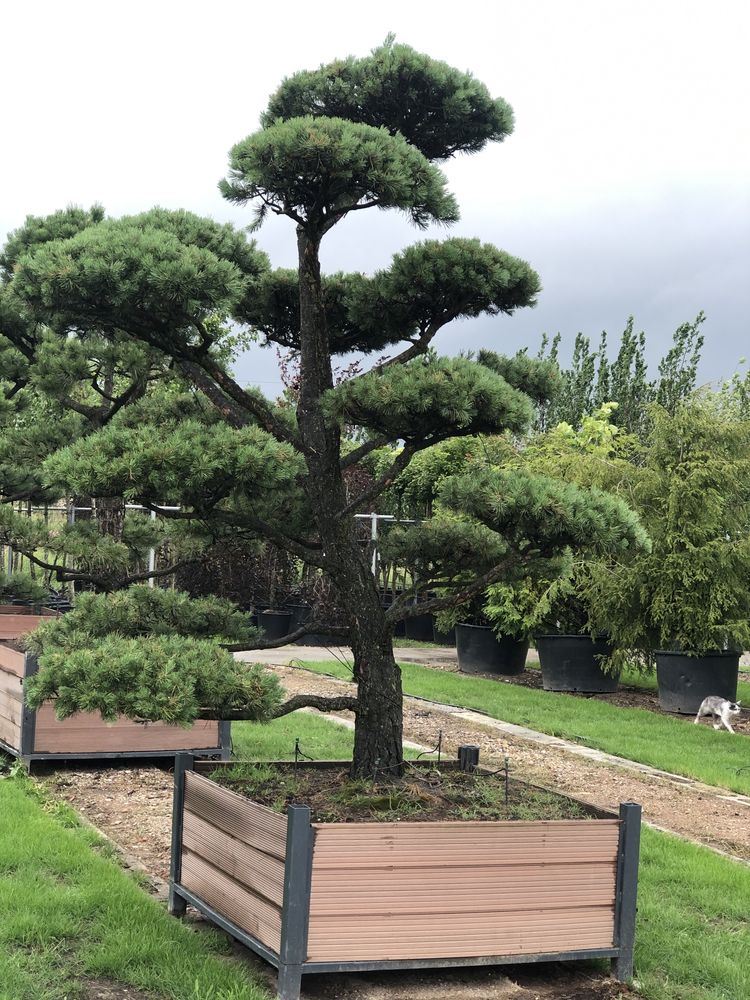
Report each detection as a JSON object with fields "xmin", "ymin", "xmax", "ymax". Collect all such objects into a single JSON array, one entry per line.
[
  {"xmin": 487, "ymin": 571, "xmax": 619, "ymax": 693},
  {"xmin": 442, "ymin": 596, "xmax": 529, "ymax": 675},
  {"xmin": 587, "ymin": 402, "xmax": 750, "ymax": 712}
]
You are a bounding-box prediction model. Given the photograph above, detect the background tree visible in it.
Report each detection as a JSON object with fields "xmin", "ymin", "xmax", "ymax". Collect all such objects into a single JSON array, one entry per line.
[
  {"xmin": 0, "ymin": 208, "xmax": 258, "ymax": 591},
  {"xmin": 536, "ymin": 313, "xmax": 705, "ymax": 435},
  {"xmin": 15, "ymin": 40, "xmax": 646, "ymax": 776}
]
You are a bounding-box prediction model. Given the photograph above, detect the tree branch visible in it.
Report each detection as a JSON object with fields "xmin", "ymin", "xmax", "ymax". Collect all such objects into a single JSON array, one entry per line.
[
  {"xmin": 186, "ymin": 352, "xmax": 305, "ymax": 451},
  {"xmin": 222, "ymin": 618, "xmax": 348, "ymax": 652},
  {"xmin": 142, "ymin": 503, "xmax": 327, "ymax": 568},
  {"xmin": 340, "ymin": 435, "xmax": 391, "ymax": 470},
  {"xmin": 385, "ymin": 557, "xmax": 517, "ymax": 623},
  {"xmin": 196, "ymin": 692, "xmax": 358, "ymax": 722},
  {"xmin": 271, "ymin": 692, "xmax": 357, "ymax": 719},
  {"xmin": 339, "ymin": 444, "xmax": 417, "ymax": 517}
]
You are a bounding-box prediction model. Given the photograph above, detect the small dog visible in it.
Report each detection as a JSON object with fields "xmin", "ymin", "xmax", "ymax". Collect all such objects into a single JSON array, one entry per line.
[{"xmin": 694, "ymin": 696, "xmax": 742, "ymax": 734}]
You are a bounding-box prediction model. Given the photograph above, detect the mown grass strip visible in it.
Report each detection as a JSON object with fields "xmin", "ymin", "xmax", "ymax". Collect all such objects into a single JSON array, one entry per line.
[
  {"xmin": 637, "ymin": 826, "xmax": 750, "ymax": 1000},
  {"xmin": 0, "ymin": 779, "xmax": 270, "ymax": 1000},
  {"xmin": 298, "ymin": 659, "xmax": 750, "ymax": 794},
  {"xmin": 231, "ymin": 710, "xmax": 421, "ymax": 763},
  {"xmin": 232, "ymin": 708, "xmax": 358, "ymax": 760}
]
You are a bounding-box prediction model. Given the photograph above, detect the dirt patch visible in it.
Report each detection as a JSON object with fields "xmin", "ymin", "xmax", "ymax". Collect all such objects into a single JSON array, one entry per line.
[
  {"xmin": 298, "ymin": 962, "xmax": 635, "ymax": 999},
  {"xmin": 80, "ymin": 980, "xmax": 159, "ymax": 1000},
  {"xmin": 46, "ymin": 766, "xmax": 173, "ymax": 881}
]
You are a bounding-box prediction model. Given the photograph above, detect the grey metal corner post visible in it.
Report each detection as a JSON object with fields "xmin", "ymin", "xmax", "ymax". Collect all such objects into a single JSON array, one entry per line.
[
  {"xmin": 20, "ymin": 653, "xmax": 39, "ymax": 767},
  {"xmin": 218, "ymin": 720, "xmax": 231, "ymax": 761},
  {"xmin": 277, "ymin": 804, "xmax": 314, "ymax": 1000},
  {"xmin": 168, "ymin": 752, "xmax": 194, "ymax": 916},
  {"xmin": 612, "ymin": 801, "xmax": 641, "ymax": 982}
]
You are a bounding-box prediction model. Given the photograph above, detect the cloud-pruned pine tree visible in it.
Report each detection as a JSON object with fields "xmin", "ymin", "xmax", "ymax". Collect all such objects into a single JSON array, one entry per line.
[{"xmin": 11, "ymin": 40, "xmax": 647, "ymax": 776}]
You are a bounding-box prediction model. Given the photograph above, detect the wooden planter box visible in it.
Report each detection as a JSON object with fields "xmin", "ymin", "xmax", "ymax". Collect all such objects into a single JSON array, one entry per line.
[
  {"xmin": 169, "ymin": 756, "xmax": 641, "ymax": 1000},
  {"xmin": 0, "ymin": 619, "xmax": 228, "ymax": 765}
]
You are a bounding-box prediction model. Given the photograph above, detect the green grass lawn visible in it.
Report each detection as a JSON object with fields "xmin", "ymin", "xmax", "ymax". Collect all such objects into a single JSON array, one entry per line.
[
  {"xmin": 297, "ymin": 660, "xmax": 750, "ymax": 795},
  {"xmin": 0, "ymin": 778, "xmax": 271, "ymax": 1000},
  {"xmin": 232, "ymin": 708, "xmax": 358, "ymax": 761},
  {"xmin": 231, "ymin": 710, "xmax": 422, "ymax": 763},
  {"xmin": 637, "ymin": 827, "xmax": 750, "ymax": 1000},
  {"xmin": 228, "ymin": 713, "xmax": 750, "ymax": 1000}
]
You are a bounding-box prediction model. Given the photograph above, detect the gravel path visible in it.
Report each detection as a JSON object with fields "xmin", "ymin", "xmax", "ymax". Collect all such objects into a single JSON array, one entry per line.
[{"xmin": 268, "ymin": 664, "xmax": 750, "ymax": 863}]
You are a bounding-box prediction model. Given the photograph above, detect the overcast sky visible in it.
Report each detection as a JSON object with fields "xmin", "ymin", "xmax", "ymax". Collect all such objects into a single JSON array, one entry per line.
[{"xmin": 3, "ymin": 0, "xmax": 748, "ymax": 399}]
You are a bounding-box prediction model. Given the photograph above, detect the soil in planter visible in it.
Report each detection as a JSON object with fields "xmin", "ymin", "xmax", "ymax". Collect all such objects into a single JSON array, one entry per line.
[
  {"xmin": 212, "ymin": 762, "xmax": 597, "ymax": 823},
  {"xmin": 0, "ymin": 638, "xmax": 26, "ymax": 652}
]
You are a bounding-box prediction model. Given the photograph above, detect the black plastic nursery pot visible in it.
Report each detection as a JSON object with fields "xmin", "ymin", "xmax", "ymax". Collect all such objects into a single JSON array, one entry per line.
[
  {"xmin": 456, "ymin": 624, "xmax": 529, "ymax": 675},
  {"xmin": 286, "ymin": 604, "xmax": 312, "ymax": 641},
  {"xmin": 258, "ymin": 609, "xmax": 292, "ymax": 641},
  {"xmin": 654, "ymin": 650, "xmax": 740, "ymax": 714},
  {"xmin": 432, "ymin": 623, "xmax": 456, "ymax": 646},
  {"xmin": 536, "ymin": 635, "xmax": 618, "ymax": 693},
  {"xmin": 405, "ymin": 612, "xmax": 435, "ymax": 642}
]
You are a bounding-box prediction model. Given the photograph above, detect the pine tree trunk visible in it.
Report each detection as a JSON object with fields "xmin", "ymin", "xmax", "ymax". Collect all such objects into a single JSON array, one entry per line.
[
  {"xmin": 92, "ymin": 496, "xmax": 125, "ymax": 541},
  {"xmin": 296, "ymin": 227, "xmax": 404, "ymax": 778}
]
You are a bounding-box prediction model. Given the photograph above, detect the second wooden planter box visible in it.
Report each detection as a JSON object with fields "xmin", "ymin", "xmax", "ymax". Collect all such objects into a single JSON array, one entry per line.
[
  {"xmin": 0, "ymin": 620, "xmax": 229, "ymax": 765},
  {"xmin": 169, "ymin": 756, "xmax": 641, "ymax": 1000}
]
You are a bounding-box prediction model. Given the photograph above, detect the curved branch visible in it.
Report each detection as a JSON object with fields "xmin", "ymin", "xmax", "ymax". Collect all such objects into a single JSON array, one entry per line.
[
  {"xmin": 196, "ymin": 692, "xmax": 357, "ymax": 722},
  {"xmin": 271, "ymin": 692, "xmax": 358, "ymax": 719},
  {"xmin": 385, "ymin": 557, "xmax": 516, "ymax": 623},
  {"xmin": 143, "ymin": 503, "xmax": 327, "ymax": 567},
  {"xmin": 177, "ymin": 361, "xmax": 251, "ymax": 430},
  {"xmin": 340, "ymin": 435, "xmax": 391, "ymax": 470},
  {"xmin": 222, "ymin": 619, "xmax": 348, "ymax": 652},
  {"xmin": 178, "ymin": 349, "xmax": 305, "ymax": 451},
  {"xmin": 339, "ymin": 444, "xmax": 416, "ymax": 517}
]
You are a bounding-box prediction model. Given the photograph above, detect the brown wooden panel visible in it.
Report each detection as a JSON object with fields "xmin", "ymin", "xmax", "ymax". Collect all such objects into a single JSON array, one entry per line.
[
  {"xmin": 306, "ymin": 818, "xmax": 619, "ymax": 961},
  {"xmin": 182, "ymin": 809, "xmax": 285, "ymax": 907},
  {"xmin": 311, "ymin": 820, "xmax": 620, "ymax": 868},
  {"xmin": 33, "ymin": 705, "xmax": 220, "ymax": 752},
  {"xmin": 181, "ymin": 849, "xmax": 282, "ymax": 953},
  {"xmin": 0, "ymin": 673, "xmax": 23, "ymax": 706},
  {"xmin": 0, "ymin": 712, "xmax": 20, "ymax": 749},
  {"xmin": 309, "ymin": 861, "xmax": 617, "ymax": 916},
  {"xmin": 0, "ymin": 667, "xmax": 22, "ymax": 749},
  {"xmin": 0, "ymin": 615, "xmax": 57, "ymax": 640},
  {"xmin": 183, "ymin": 772, "xmax": 287, "ymax": 860},
  {"xmin": 0, "ymin": 646, "xmax": 25, "ymax": 676},
  {"xmin": 307, "ymin": 906, "xmax": 615, "ymax": 961}
]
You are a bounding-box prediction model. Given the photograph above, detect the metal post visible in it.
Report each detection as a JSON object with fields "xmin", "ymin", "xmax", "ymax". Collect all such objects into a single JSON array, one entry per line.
[
  {"xmin": 218, "ymin": 720, "xmax": 231, "ymax": 761},
  {"xmin": 19, "ymin": 653, "xmax": 39, "ymax": 766},
  {"xmin": 457, "ymin": 745, "xmax": 480, "ymax": 772},
  {"xmin": 370, "ymin": 511, "xmax": 378, "ymax": 577},
  {"xmin": 147, "ymin": 508, "xmax": 157, "ymax": 588},
  {"xmin": 168, "ymin": 752, "xmax": 194, "ymax": 916},
  {"xmin": 612, "ymin": 802, "xmax": 641, "ymax": 981},
  {"xmin": 278, "ymin": 804, "xmax": 314, "ymax": 1000}
]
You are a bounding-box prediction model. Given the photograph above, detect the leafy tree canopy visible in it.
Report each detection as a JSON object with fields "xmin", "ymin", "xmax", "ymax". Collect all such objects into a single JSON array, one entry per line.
[
  {"xmin": 261, "ymin": 37, "xmax": 514, "ymax": 161},
  {"xmin": 221, "ymin": 116, "xmax": 459, "ymax": 232}
]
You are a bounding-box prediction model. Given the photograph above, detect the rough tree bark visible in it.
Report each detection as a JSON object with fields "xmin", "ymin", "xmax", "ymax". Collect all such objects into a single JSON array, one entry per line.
[{"xmin": 296, "ymin": 227, "xmax": 404, "ymax": 777}]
